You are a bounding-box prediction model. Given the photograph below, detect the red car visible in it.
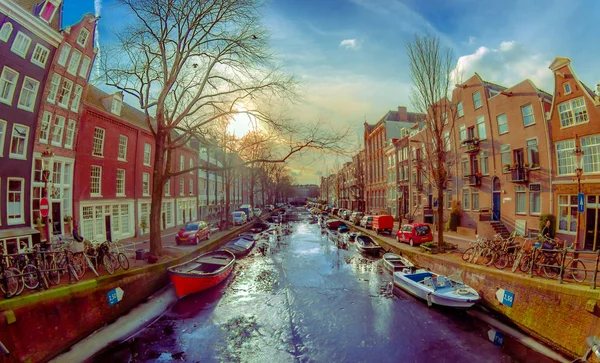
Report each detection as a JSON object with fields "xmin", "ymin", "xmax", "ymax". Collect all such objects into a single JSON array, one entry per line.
[
  {"xmin": 395, "ymin": 223, "xmax": 433, "ymax": 246},
  {"xmin": 175, "ymin": 221, "xmax": 211, "ymax": 245}
]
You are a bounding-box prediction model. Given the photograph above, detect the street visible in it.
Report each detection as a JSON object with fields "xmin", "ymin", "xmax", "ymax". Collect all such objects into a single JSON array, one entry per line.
[{"xmin": 93, "ymin": 217, "xmax": 549, "ymax": 363}]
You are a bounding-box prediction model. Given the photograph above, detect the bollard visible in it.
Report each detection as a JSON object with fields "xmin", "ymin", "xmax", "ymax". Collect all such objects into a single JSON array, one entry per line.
[
  {"xmin": 529, "ymin": 249, "xmax": 536, "ymax": 278},
  {"xmin": 558, "ymin": 249, "xmax": 566, "ymax": 284}
]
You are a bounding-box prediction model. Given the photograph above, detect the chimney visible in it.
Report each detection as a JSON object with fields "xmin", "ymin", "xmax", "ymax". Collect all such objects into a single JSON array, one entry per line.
[
  {"xmin": 596, "ymin": 83, "xmax": 600, "ymax": 95},
  {"xmin": 397, "ymin": 106, "xmax": 408, "ymax": 122}
]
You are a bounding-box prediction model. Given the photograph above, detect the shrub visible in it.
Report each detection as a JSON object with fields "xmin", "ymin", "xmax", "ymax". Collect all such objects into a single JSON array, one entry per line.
[
  {"xmin": 445, "ymin": 204, "xmax": 461, "ymax": 232},
  {"xmin": 539, "ymin": 214, "xmax": 556, "ymax": 236}
]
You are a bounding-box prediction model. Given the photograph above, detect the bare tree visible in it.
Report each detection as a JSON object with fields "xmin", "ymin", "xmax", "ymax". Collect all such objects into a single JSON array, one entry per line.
[
  {"xmin": 405, "ymin": 34, "xmax": 457, "ymax": 249},
  {"xmin": 103, "ymin": 0, "xmax": 348, "ymax": 256}
]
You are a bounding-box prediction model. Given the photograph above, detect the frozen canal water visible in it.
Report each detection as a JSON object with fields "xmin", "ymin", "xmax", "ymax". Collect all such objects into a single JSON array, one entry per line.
[{"xmin": 94, "ymin": 218, "xmax": 553, "ymax": 363}]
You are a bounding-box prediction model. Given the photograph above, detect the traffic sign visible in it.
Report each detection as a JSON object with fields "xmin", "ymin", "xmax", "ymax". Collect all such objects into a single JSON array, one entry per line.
[
  {"xmin": 107, "ymin": 287, "xmax": 124, "ymax": 306},
  {"xmin": 578, "ymin": 193, "xmax": 585, "ymax": 213},
  {"xmin": 495, "ymin": 288, "xmax": 514, "ymax": 307},
  {"xmin": 40, "ymin": 197, "xmax": 50, "ymax": 218}
]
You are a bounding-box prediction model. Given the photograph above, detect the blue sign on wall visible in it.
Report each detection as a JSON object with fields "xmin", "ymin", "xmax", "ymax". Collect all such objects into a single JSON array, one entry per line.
[
  {"xmin": 493, "ymin": 331, "xmax": 505, "ymax": 346},
  {"xmin": 502, "ymin": 290, "xmax": 515, "ymax": 307},
  {"xmin": 107, "ymin": 289, "xmax": 118, "ymax": 306},
  {"xmin": 578, "ymin": 193, "xmax": 585, "ymax": 213}
]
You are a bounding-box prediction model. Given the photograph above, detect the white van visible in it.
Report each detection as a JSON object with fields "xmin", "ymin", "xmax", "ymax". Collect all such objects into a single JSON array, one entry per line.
[{"xmin": 240, "ymin": 204, "xmax": 254, "ymax": 219}]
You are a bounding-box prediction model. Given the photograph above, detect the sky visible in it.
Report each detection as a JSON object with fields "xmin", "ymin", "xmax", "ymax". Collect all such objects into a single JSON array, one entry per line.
[{"xmin": 63, "ymin": 0, "xmax": 600, "ymax": 184}]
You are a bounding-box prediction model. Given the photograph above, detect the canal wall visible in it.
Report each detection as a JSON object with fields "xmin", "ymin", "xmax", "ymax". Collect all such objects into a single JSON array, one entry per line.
[
  {"xmin": 0, "ymin": 225, "xmax": 252, "ymax": 363},
  {"xmin": 369, "ymin": 232, "xmax": 600, "ymax": 359}
]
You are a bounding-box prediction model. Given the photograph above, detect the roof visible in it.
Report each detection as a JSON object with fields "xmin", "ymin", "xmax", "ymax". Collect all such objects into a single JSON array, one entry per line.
[{"xmin": 85, "ymin": 85, "xmax": 152, "ymax": 131}]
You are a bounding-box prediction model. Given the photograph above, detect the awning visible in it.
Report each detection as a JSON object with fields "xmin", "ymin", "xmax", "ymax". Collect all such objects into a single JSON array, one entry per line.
[{"xmin": 0, "ymin": 227, "xmax": 40, "ymax": 239}]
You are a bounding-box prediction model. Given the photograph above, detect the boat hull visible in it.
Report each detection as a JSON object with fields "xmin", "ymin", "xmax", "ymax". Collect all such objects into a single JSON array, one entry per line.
[
  {"xmin": 168, "ymin": 251, "xmax": 236, "ymax": 298},
  {"xmin": 356, "ymin": 244, "xmax": 382, "ymax": 255},
  {"xmin": 392, "ymin": 271, "xmax": 479, "ymax": 309},
  {"xmin": 170, "ymin": 264, "xmax": 234, "ymax": 298}
]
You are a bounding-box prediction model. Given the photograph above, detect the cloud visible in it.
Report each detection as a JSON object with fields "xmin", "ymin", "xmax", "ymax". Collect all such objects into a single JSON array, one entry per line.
[
  {"xmin": 339, "ymin": 39, "xmax": 360, "ymax": 50},
  {"xmin": 452, "ymin": 40, "xmax": 553, "ymax": 92},
  {"xmin": 466, "ymin": 36, "xmax": 475, "ymax": 45},
  {"xmin": 314, "ymin": 170, "xmax": 323, "ymax": 176}
]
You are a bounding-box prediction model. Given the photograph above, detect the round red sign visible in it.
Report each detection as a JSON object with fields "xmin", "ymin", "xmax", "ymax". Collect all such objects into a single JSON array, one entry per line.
[{"xmin": 40, "ymin": 197, "xmax": 50, "ymax": 218}]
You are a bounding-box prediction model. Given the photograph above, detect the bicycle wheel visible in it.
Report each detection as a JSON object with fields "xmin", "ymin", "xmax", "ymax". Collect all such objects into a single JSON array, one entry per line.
[
  {"xmin": 493, "ymin": 251, "xmax": 509, "ymax": 270},
  {"xmin": 46, "ymin": 259, "xmax": 60, "ymax": 286},
  {"xmin": 102, "ymin": 255, "xmax": 115, "ymax": 275},
  {"xmin": 0, "ymin": 269, "xmax": 19, "ymax": 298},
  {"xmin": 9, "ymin": 267, "xmax": 24, "ymax": 296},
  {"xmin": 543, "ymin": 254, "xmax": 562, "ymax": 279},
  {"xmin": 117, "ymin": 253, "xmax": 129, "ymax": 270},
  {"xmin": 569, "ymin": 259, "xmax": 587, "ymax": 283},
  {"xmin": 462, "ymin": 247, "xmax": 474, "ymax": 262},
  {"xmin": 22, "ymin": 264, "xmax": 39, "ymax": 289},
  {"xmin": 481, "ymin": 248, "xmax": 495, "ymax": 267},
  {"xmin": 110, "ymin": 253, "xmax": 120, "ymax": 271},
  {"xmin": 511, "ymin": 251, "xmax": 522, "ymax": 273},
  {"xmin": 519, "ymin": 255, "xmax": 532, "ymax": 273},
  {"xmin": 73, "ymin": 255, "xmax": 86, "ymax": 279}
]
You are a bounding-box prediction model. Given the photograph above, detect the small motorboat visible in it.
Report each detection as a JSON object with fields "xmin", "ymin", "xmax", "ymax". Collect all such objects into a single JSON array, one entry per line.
[
  {"xmin": 382, "ymin": 253, "xmax": 414, "ymax": 272},
  {"xmin": 392, "ymin": 268, "xmax": 480, "ymax": 308},
  {"xmin": 355, "ymin": 234, "xmax": 382, "ymax": 255},
  {"xmin": 345, "ymin": 232, "xmax": 359, "ymax": 243},
  {"xmin": 221, "ymin": 237, "xmax": 255, "ymax": 257},
  {"xmin": 168, "ymin": 250, "xmax": 236, "ymax": 298}
]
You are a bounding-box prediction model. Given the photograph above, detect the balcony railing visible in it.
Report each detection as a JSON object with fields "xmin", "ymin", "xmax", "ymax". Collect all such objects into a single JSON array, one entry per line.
[
  {"xmin": 510, "ymin": 167, "xmax": 528, "ymax": 183},
  {"xmin": 463, "ymin": 174, "xmax": 482, "ymax": 186},
  {"xmin": 461, "ymin": 138, "xmax": 480, "ymax": 153}
]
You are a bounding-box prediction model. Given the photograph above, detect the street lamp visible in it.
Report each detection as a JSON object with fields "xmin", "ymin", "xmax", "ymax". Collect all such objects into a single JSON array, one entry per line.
[
  {"xmin": 41, "ymin": 147, "xmax": 54, "ymax": 245},
  {"xmin": 573, "ymin": 134, "xmax": 584, "ymax": 251}
]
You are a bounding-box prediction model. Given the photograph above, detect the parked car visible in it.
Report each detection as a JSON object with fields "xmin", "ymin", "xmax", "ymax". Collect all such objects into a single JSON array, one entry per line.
[
  {"xmin": 372, "ymin": 215, "xmax": 394, "ymax": 235},
  {"xmin": 232, "ymin": 211, "xmax": 248, "ymax": 225},
  {"xmin": 350, "ymin": 212, "xmax": 364, "ymax": 225},
  {"xmin": 240, "ymin": 204, "xmax": 254, "ymax": 219},
  {"xmin": 175, "ymin": 221, "xmax": 211, "ymax": 245},
  {"xmin": 253, "ymin": 208, "xmax": 262, "ymax": 217},
  {"xmin": 396, "ymin": 223, "xmax": 433, "ymax": 246},
  {"xmin": 342, "ymin": 210, "xmax": 352, "ymax": 220},
  {"xmin": 360, "ymin": 215, "xmax": 373, "ymax": 229}
]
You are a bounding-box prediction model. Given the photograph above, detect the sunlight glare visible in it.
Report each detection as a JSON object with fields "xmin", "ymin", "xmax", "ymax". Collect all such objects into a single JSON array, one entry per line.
[{"xmin": 228, "ymin": 104, "xmax": 258, "ymax": 137}]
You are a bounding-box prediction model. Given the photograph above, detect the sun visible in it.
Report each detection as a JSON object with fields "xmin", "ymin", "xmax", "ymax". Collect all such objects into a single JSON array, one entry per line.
[{"xmin": 227, "ymin": 105, "xmax": 258, "ymax": 138}]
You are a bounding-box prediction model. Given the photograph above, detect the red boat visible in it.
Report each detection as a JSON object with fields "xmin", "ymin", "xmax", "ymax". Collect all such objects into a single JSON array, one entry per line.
[{"xmin": 167, "ymin": 250, "xmax": 236, "ymax": 298}]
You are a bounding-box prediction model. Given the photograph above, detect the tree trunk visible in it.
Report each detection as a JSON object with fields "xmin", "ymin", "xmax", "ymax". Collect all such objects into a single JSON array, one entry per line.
[
  {"xmin": 149, "ymin": 132, "xmax": 167, "ymax": 257},
  {"xmin": 437, "ymin": 187, "xmax": 444, "ymax": 249}
]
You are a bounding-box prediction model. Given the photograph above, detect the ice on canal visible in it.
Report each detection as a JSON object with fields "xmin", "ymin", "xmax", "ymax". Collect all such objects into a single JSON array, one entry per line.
[{"xmin": 93, "ymin": 219, "xmax": 534, "ymax": 363}]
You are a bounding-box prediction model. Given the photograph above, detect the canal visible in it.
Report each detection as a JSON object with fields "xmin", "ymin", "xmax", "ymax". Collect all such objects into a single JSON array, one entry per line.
[{"xmin": 93, "ymin": 214, "xmax": 555, "ymax": 362}]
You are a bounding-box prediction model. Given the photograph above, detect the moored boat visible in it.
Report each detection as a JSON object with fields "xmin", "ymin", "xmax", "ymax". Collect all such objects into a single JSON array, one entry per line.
[
  {"xmin": 392, "ymin": 268, "xmax": 480, "ymax": 308},
  {"xmin": 382, "ymin": 253, "xmax": 414, "ymax": 272},
  {"xmin": 221, "ymin": 237, "xmax": 255, "ymax": 257},
  {"xmin": 355, "ymin": 234, "xmax": 382, "ymax": 255},
  {"xmin": 168, "ymin": 250, "xmax": 236, "ymax": 298}
]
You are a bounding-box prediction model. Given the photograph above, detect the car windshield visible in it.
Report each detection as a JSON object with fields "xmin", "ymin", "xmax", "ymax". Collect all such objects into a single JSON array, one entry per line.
[
  {"xmin": 415, "ymin": 225, "xmax": 431, "ymax": 236},
  {"xmin": 184, "ymin": 223, "xmax": 198, "ymax": 231}
]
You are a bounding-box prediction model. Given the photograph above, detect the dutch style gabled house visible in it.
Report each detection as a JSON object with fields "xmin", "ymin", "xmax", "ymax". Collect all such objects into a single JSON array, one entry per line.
[{"xmin": 0, "ymin": 0, "xmax": 62, "ymax": 252}]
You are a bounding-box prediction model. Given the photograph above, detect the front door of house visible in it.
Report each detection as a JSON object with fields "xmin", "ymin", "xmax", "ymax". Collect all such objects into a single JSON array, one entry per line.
[
  {"xmin": 492, "ymin": 177, "xmax": 501, "ymax": 221},
  {"xmin": 585, "ymin": 208, "xmax": 600, "ymax": 251},
  {"xmin": 105, "ymin": 215, "xmax": 112, "ymax": 242},
  {"xmin": 52, "ymin": 202, "xmax": 62, "ymax": 235}
]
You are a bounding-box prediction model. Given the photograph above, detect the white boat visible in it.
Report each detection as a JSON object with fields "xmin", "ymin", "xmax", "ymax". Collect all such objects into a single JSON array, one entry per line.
[
  {"xmin": 355, "ymin": 234, "xmax": 382, "ymax": 255},
  {"xmin": 382, "ymin": 253, "xmax": 414, "ymax": 272},
  {"xmin": 392, "ymin": 268, "xmax": 480, "ymax": 308}
]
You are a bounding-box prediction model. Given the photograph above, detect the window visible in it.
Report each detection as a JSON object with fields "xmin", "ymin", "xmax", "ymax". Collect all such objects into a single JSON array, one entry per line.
[
  {"xmin": 70, "ymin": 85, "xmax": 83, "ymax": 112},
  {"xmin": 445, "ymin": 189, "xmax": 453, "ymax": 209},
  {"xmin": 459, "ymin": 124, "xmax": 466, "ymax": 141},
  {"xmin": 526, "ymin": 139, "xmax": 539, "ymax": 168},
  {"xmin": 496, "ymin": 113, "xmax": 509, "ymax": 134},
  {"xmin": 471, "ymin": 190, "xmax": 479, "ymax": 211},
  {"xmin": 164, "ymin": 180, "xmax": 170, "ymax": 196},
  {"xmin": 111, "ymin": 98, "xmax": 122, "ymax": 115},
  {"xmin": 180, "ymin": 178, "xmax": 185, "ymax": 196},
  {"xmin": 17, "ymin": 76, "xmax": 40, "ymax": 112},
  {"xmin": 142, "ymin": 173, "xmax": 150, "ymax": 196},
  {"xmin": 189, "ymin": 159, "xmax": 194, "ymax": 174},
  {"xmin": 581, "ymin": 135, "xmax": 600, "ymax": 174},
  {"xmin": 457, "ymin": 102, "xmax": 464, "ymax": 117},
  {"xmin": 521, "ymin": 104, "xmax": 535, "ymax": 127},
  {"xmin": 0, "ymin": 22, "xmax": 13, "ymax": 42},
  {"xmin": 47, "ymin": 73, "xmax": 60, "ymax": 103},
  {"xmin": 7, "ymin": 178, "xmax": 24, "ymax": 224},
  {"xmin": 57, "ymin": 79, "xmax": 73, "ymax": 108},
  {"xmin": 563, "ymin": 83, "xmax": 571, "ymax": 95},
  {"xmin": 0, "ymin": 119, "xmax": 6, "ymax": 157},
  {"xmin": 11, "ymin": 32, "xmax": 31, "ymax": 58},
  {"xmin": 57, "ymin": 44, "xmax": 71, "ymax": 66},
  {"xmin": 461, "ymin": 157, "xmax": 469, "ymax": 176},
  {"xmin": 90, "ymin": 166, "xmax": 102, "ymax": 196},
  {"xmin": 462, "ymin": 188, "xmax": 470, "ymax": 211},
  {"xmin": 39, "ymin": 112, "xmax": 51, "ymax": 143},
  {"xmin": 51, "ymin": 115, "xmax": 65, "ymax": 146},
  {"xmin": 31, "ymin": 44, "xmax": 50, "ymax": 68},
  {"xmin": 118, "ymin": 135, "xmax": 128, "ymax": 161},
  {"xmin": 558, "ymin": 195, "xmax": 578, "ymax": 233},
  {"xmin": 500, "ymin": 145, "xmax": 511, "ymax": 172},
  {"xmin": 516, "ymin": 185, "xmax": 526, "ymax": 214},
  {"xmin": 92, "ymin": 127, "xmax": 105, "ymax": 157},
  {"xmin": 529, "ymin": 184, "xmax": 541, "ymax": 215},
  {"xmin": 143, "ymin": 143, "xmax": 151, "ymax": 166},
  {"xmin": 480, "ymin": 151, "xmax": 489, "ymax": 175},
  {"xmin": 558, "ymin": 97, "xmax": 588, "ymax": 127},
  {"xmin": 0, "ymin": 66, "xmax": 19, "ymax": 105},
  {"xmin": 77, "ymin": 29, "xmax": 90, "ymax": 47},
  {"xmin": 444, "ymin": 132, "xmax": 451, "ymax": 151},
  {"xmin": 556, "ymin": 140, "xmax": 576, "ymax": 175},
  {"xmin": 64, "ymin": 119, "xmax": 76, "ymax": 149},
  {"xmin": 67, "ymin": 50, "xmax": 82, "ymax": 75},
  {"xmin": 39, "ymin": 0, "xmax": 60, "ymax": 22},
  {"xmin": 180, "ymin": 155, "xmax": 184, "ymax": 171},
  {"xmin": 79, "ymin": 56, "xmax": 91, "ymax": 78},
  {"xmin": 9, "ymin": 124, "xmax": 29, "ymax": 159},
  {"xmin": 472, "ymin": 117, "xmax": 485, "ymax": 141},
  {"xmin": 189, "ymin": 179, "xmax": 193, "ymax": 195},
  {"xmin": 472, "ymin": 91, "xmax": 482, "ymax": 109},
  {"xmin": 489, "ymin": 89, "xmax": 500, "ymax": 98}
]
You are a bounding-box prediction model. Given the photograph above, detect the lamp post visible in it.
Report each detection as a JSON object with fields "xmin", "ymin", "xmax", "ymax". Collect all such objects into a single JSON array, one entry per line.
[
  {"xmin": 41, "ymin": 147, "xmax": 54, "ymax": 245},
  {"xmin": 573, "ymin": 134, "xmax": 584, "ymax": 251}
]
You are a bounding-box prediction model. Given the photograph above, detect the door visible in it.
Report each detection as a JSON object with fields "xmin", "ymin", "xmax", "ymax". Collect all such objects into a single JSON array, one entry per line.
[
  {"xmin": 51, "ymin": 202, "xmax": 62, "ymax": 235},
  {"xmin": 105, "ymin": 215, "xmax": 112, "ymax": 242},
  {"xmin": 492, "ymin": 177, "xmax": 501, "ymax": 221},
  {"xmin": 585, "ymin": 209, "xmax": 600, "ymax": 250},
  {"xmin": 513, "ymin": 149, "xmax": 524, "ymax": 167}
]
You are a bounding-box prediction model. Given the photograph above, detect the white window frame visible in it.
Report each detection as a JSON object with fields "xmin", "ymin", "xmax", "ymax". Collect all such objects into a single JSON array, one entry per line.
[
  {"xmin": 67, "ymin": 49, "xmax": 82, "ymax": 76},
  {"xmin": 47, "ymin": 73, "xmax": 60, "ymax": 103},
  {"xmin": 563, "ymin": 83, "xmax": 571, "ymax": 95},
  {"xmin": 39, "ymin": 0, "xmax": 61, "ymax": 23},
  {"xmin": 9, "ymin": 124, "xmax": 29, "ymax": 160},
  {"xmin": 90, "ymin": 165, "xmax": 102, "ymax": 196},
  {"xmin": 116, "ymin": 169, "xmax": 126, "ymax": 196},
  {"xmin": 7, "ymin": 178, "xmax": 25, "ymax": 225},
  {"xmin": 17, "ymin": 76, "xmax": 40, "ymax": 112},
  {"xmin": 31, "ymin": 44, "xmax": 50, "ymax": 68},
  {"xmin": 142, "ymin": 172, "xmax": 150, "ymax": 196},
  {"xmin": 143, "ymin": 143, "xmax": 151, "ymax": 166},
  {"xmin": 189, "ymin": 179, "xmax": 193, "ymax": 195},
  {"xmin": 180, "ymin": 155, "xmax": 185, "ymax": 171},
  {"xmin": 521, "ymin": 103, "xmax": 535, "ymax": 127},
  {"xmin": 64, "ymin": 119, "xmax": 76, "ymax": 149},
  {"xmin": 471, "ymin": 189, "xmax": 479, "ymax": 211},
  {"xmin": 92, "ymin": 127, "xmax": 105, "ymax": 157},
  {"xmin": 57, "ymin": 43, "xmax": 71, "ymax": 67},
  {"xmin": 529, "ymin": 184, "xmax": 541, "ymax": 215},
  {"xmin": 462, "ymin": 188, "xmax": 470, "ymax": 211},
  {"xmin": 79, "ymin": 56, "xmax": 91, "ymax": 78},
  {"xmin": 51, "ymin": 115, "xmax": 65, "ymax": 146},
  {"xmin": 515, "ymin": 186, "xmax": 526, "ymax": 215},
  {"xmin": 480, "ymin": 151, "xmax": 489, "ymax": 175},
  {"xmin": 526, "ymin": 138, "xmax": 539, "ymax": 169},
  {"xmin": 472, "ymin": 91, "xmax": 482, "ymax": 109},
  {"xmin": 118, "ymin": 135, "xmax": 128, "ymax": 161},
  {"xmin": 581, "ymin": 134, "xmax": 600, "ymax": 174},
  {"xmin": 457, "ymin": 101, "xmax": 464, "ymax": 117},
  {"xmin": 10, "ymin": 31, "xmax": 31, "ymax": 58},
  {"xmin": 555, "ymin": 139, "xmax": 576, "ymax": 176},
  {"xmin": 0, "ymin": 66, "xmax": 19, "ymax": 106},
  {"xmin": 70, "ymin": 84, "xmax": 83, "ymax": 112},
  {"xmin": 459, "ymin": 124, "xmax": 466, "ymax": 142},
  {"xmin": 111, "ymin": 98, "xmax": 122, "ymax": 116},
  {"xmin": 57, "ymin": 79, "xmax": 73, "ymax": 108},
  {"xmin": 189, "ymin": 159, "xmax": 194, "ymax": 174},
  {"xmin": 558, "ymin": 195, "xmax": 578, "ymax": 234},
  {"xmin": 76, "ymin": 28, "xmax": 90, "ymax": 48},
  {"xmin": 180, "ymin": 178, "xmax": 185, "ymax": 196},
  {"xmin": 558, "ymin": 97, "xmax": 589, "ymax": 128},
  {"xmin": 164, "ymin": 179, "xmax": 171, "ymax": 196},
  {"xmin": 39, "ymin": 111, "xmax": 51, "ymax": 143},
  {"xmin": 0, "ymin": 22, "xmax": 13, "ymax": 42},
  {"xmin": 476, "ymin": 116, "xmax": 486, "ymax": 140},
  {"xmin": 0, "ymin": 119, "xmax": 6, "ymax": 157},
  {"xmin": 496, "ymin": 113, "xmax": 509, "ymax": 134}
]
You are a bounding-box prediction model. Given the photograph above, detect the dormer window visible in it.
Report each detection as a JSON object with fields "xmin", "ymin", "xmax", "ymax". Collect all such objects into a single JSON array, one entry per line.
[
  {"xmin": 39, "ymin": 0, "xmax": 61, "ymax": 23},
  {"xmin": 563, "ymin": 83, "xmax": 571, "ymax": 95},
  {"xmin": 111, "ymin": 96, "xmax": 122, "ymax": 116},
  {"xmin": 77, "ymin": 29, "xmax": 90, "ymax": 48}
]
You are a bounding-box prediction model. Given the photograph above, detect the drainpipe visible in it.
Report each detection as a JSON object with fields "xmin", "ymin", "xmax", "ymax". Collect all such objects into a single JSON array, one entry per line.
[
  {"xmin": 539, "ymin": 96, "xmax": 554, "ymax": 214},
  {"xmin": 482, "ymin": 88, "xmax": 497, "ymax": 173},
  {"xmin": 134, "ymin": 129, "xmax": 140, "ymax": 237}
]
